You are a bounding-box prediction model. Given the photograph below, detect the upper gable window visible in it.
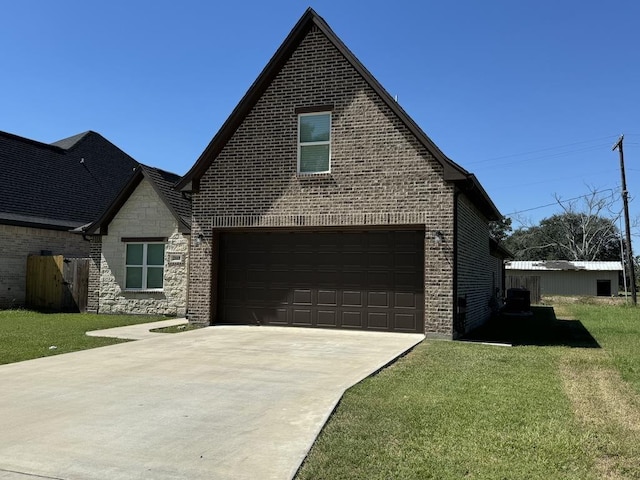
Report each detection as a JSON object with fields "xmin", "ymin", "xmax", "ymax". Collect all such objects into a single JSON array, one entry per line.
[{"xmin": 298, "ymin": 112, "xmax": 331, "ymax": 174}]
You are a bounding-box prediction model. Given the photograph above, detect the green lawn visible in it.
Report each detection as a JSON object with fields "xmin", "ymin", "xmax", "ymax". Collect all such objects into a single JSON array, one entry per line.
[
  {"xmin": 296, "ymin": 302, "xmax": 640, "ymax": 480},
  {"xmin": 0, "ymin": 310, "xmax": 167, "ymax": 365}
]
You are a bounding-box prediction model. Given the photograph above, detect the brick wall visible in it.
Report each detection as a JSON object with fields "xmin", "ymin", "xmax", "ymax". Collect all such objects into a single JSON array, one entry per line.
[
  {"xmin": 0, "ymin": 224, "xmax": 89, "ymax": 308},
  {"xmin": 456, "ymin": 194, "xmax": 493, "ymax": 336},
  {"xmin": 87, "ymin": 236, "xmax": 102, "ymax": 313},
  {"xmin": 189, "ymin": 25, "xmax": 456, "ymax": 333},
  {"xmin": 96, "ymin": 179, "xmax": 189, "ymax": 316}
]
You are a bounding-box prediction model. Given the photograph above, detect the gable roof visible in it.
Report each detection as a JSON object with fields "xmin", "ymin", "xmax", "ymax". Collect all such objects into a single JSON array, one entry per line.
[
  {"xmin": 85, "ymin": 164, "xmax": 191, "ymax": 235},
  {"xmin": 176, "ymin": 8, "xmax": 501, "ymax": 221},
  {"xmin": 506, "ymin": 261, "xmax": 623, "ymax": 272},
  {"xmin": 0, "ymin": 130, "xmax": 138, "ymax": 230}
]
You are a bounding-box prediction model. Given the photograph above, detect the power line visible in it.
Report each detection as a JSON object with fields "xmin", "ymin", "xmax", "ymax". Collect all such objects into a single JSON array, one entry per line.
[
  {"xmin": 497, "ymin": 169, "xmax": 615, "ymax": 190},
  {"xmin": 470, "ymin": 144, "xmax": 614, "ymax": 170},
  {"xmin": 465, "ymin": 134, "xmax": 620, "ymax": 166},
  {"xmin": 503, "ymin": 188, "xmax": 617, "ymax": 216}
]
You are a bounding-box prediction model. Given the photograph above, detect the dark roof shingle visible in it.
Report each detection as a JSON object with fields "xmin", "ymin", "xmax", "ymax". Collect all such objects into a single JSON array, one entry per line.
[
  {"xmin": 0, "ymin": 130, "xmax": 138, "ymax": 229},
  {"xmin": 85, "ymin": 164, "xmax": 191, "ymax": 235}
]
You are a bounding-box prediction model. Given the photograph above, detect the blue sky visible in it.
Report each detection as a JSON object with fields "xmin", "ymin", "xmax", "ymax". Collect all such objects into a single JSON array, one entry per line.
[{"xmin": 2, "ymin": 0, "xmax": 640, "ymax": 232}]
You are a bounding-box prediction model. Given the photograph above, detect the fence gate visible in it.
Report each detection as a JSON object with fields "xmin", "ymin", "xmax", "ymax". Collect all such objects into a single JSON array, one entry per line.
[
  {"xmin": 506, "ymin": 275, "xmax": 541, "ymax": 304},
  {"xmin": 26, "ymin": 255, "xmax": 89, "ymax": 312}
]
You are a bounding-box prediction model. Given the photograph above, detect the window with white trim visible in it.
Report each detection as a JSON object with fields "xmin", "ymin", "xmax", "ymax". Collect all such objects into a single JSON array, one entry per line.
[
  {"xmin": 298, "ymin": 112, "xmax": 331, "ymax": 174},
  {"xmin": 125, "ymin": 243, "xmax": 165, "ymax": 290}
]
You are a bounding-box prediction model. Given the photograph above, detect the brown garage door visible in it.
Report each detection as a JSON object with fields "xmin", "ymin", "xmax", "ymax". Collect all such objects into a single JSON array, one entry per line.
[{"xmin": 218, "ymin": 230, "xmax": 424, "ymax": 333}]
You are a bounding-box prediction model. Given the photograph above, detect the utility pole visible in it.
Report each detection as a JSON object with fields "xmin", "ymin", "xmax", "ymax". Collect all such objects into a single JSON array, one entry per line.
[{"xmin": 613, "ymin": 134, "xmax": 637, "ymax": 305}]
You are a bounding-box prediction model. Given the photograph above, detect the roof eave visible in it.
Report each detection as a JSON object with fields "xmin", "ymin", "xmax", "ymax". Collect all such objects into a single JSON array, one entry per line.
[
  {"xmin": 456, "ymin": 174, "xmax": 502, "ymax": 221},
  {"xmin": 85, "ymin": 168, "xmax": 145, "ymax": 235}
]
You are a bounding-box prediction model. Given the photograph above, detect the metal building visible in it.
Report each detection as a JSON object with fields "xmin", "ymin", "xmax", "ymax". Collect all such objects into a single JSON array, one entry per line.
[{"xmin": 506, "ymin": 261, "xmax": 623, "ymax": 297}]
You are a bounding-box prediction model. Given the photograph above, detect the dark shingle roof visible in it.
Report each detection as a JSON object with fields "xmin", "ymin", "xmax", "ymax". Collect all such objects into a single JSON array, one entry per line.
[
  {"xmin": 85, "ymin": 164, "xmax": 191, "ymax": 235},
  {"xmin": 0, "ymin": 130, "xmax": 138, "ymax": 230},
  {"xmin": 140, "ymin": 165, "xmax": 192, "ymax": 230}
]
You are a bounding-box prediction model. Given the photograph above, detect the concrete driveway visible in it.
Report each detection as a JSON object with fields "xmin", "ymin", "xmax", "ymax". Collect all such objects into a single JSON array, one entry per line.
[{"xmin": 0, "ymin": 324, "xmax": 423, "ymax": 480}]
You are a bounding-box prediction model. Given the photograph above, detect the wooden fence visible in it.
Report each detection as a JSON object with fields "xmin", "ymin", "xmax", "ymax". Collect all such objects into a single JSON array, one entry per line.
[
  {"xmin": 26, "ymin": 255, "xmax": 89, "ymax": 312},
  {"xmin": 506, "ymin": 275, "xmax": 542, "ymax": 304}
]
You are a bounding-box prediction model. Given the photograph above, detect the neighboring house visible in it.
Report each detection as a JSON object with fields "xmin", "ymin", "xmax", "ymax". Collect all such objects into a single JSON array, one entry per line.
[
  {"xmin": 506, "ymin": 260, "xmax": 623, "ymax": 297},
  {"xmin": 0, "ymin": 130, "xmax": 138, "ymax": 308},
  {"xmin": 176, "ymin": 8, "xmax": 502, "ymax": 339},
  {"xmin": 85, "ymin": 165, "xmax": 191, "ymax": 316}
]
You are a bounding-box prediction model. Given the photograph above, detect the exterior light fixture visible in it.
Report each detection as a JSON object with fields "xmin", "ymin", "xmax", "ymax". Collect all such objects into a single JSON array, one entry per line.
[
  {"xmin": 434, "ymin": 231, "xmax": 444, "ymax": 244},
  {"xmin": 195, "ymin": 233, "xmax": 205, "ymax": 246}
]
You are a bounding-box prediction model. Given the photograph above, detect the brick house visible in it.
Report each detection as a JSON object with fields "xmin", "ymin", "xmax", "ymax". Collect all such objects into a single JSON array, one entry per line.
[
  {"xmin": 85, "ymin": 165, "xmax": 191, "ymax": 316},
  {"xmin": 0, "ymin": 130, "xmax": 137, "ymax": 309},
  {"xmin": 177, "ymin": 8, "xmax": 502, "ymax": 338}
]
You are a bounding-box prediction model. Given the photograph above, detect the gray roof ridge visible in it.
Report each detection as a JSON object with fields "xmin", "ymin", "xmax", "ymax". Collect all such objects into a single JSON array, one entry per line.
[{"xmin": 50, "ymin": 131, "xmax": 95, "ymax": 150}]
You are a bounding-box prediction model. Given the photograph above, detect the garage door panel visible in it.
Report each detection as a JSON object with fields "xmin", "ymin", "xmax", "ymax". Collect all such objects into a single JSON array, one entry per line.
[
  {"xmin": 269, "ymin": 252, "xmax": 292, "ymax": 265},
  {"xmin": 266, "ymin": 308, "xmax": 289, "ymax": 325},
  {"xmin": 246, "ymin": 287, "xmax": 268, "ymax": 302},
  {"xmin": 343, "ymin": 291, "xmax": 363, "ymax": 307},
  {"xmin": 316, "ymin": 252, "xmax": 340, "ymax": 265},
  {"xmin": 368, "ymin": 271, "xmax": 393, "ymax": 288},
  {"xmin": 224, "ymin": 268, "xmax": 246, "ymax": 285},
  {"xmin": 293, "ymin": 289, "xmax": 312, "ymax": 305},
  {"xmin": 395, "ymin": 252, "xmax": 420, "ymax": 268},
  {"xmin": 317, "ymin": 310, "xmax": 338, "ymax": 327},
  {"xmin": 368, "ymin": 291, "xmax": 389, "ymax": 308},
  {"xmin": 218, "ymin": 231, "xmax": 424, "ymax": 333},
  {"xmin": 247, "ymin": 269, "xmax": 270, "ymax": 284},
  {"xmin": 368, "ymin": 312, "xmax": 390, "ymax": 329},
  {"xmin": 342, "ymin": 311, "xmax": 363, "ymax": 328},
  {"xmin": 292, "ymin": 309, "xmax": 313, "ymax": 326},
  {"xmin": 270, "ymin": 270, "xmax": 292, "ymax": 285},
  {"xmin": 341, "ymin": 271, "xmax": 366, "ymax": 286},
  {"xmin": 395, "ymin": 271, "xmax": 422, "ymax": 288},
  {"xmin": 315, "ymin": 270, "xmax": 340, "ymax": 284},
  {"xmin": 291, "ymin": 270, "xmax": 315, "ymax": 285},
  {"xmin": 395, "ymin": 292, "xmax": 417, "ymax": 308},
  {"xmin": 318, "ymin": 290, "xmax": 337, "ymax": 306},
  {"xmin": 368, "ymin": 252, "xmax": 393, "ymax": 269},
  {"xmin": 394, "ymin": 313, "xmax": 420, "ymax": 332}
]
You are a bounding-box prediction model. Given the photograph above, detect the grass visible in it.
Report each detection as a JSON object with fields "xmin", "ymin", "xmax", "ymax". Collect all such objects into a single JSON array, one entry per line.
[
  {"xmin": 296, "ymin": 302, "xmax": 640, "ymax": 480},
  {"xmin": 567, "ymin": 303, "xmax": 640, "ymax": 393},
  {"xmin": 0, "ymin": 309, "xmax": 167, "ymax": 365}
]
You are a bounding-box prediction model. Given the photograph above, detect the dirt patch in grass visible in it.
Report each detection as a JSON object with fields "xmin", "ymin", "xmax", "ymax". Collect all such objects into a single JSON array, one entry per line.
[
  {"xmin": 560, "ymin": 351, "xmax": 640, "ymax": 479},
  {"xmin": 561, "ymin": 356, "xmax": 640, "ymax": 431},
  {"xmin": 542, "ymin": 295, "xmax": 628, "ymax": 306}
]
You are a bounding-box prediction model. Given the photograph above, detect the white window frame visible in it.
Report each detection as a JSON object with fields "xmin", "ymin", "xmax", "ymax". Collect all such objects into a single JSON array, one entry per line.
[
  {"xmin": 124, "ymin": 242, "xmax": 165, "ymax": 291},
  {"xmin": 297, "ymin": 112, "xmax": 331, "ymax": 174}
]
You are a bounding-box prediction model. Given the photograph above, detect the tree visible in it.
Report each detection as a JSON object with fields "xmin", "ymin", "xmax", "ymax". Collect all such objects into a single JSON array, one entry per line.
[
  {"xmin": 489, "ymin": 216, "xmax": 512, "ymax": 243},
  {"xmin": 504, "ymin": 189, "xmax": 623, "ymax": 261}
]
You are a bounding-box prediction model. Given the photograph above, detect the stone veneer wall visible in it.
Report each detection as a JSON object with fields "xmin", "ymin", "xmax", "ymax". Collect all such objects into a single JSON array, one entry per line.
[
  {"xmin": 98, "ymin": 179, "xmax": 188, "ymax": 316},
  {"xmin": 456, "ymin": 193, "xmax": 493, "ymax": 336},
  {"xmin": 0, "ymin": 224, "xmax": 89, "ymax": 308},
  {"xmin": 188, "ymin": 25, "xmax": 456, "ymax": 336},
  {"xmin": 87, "ymin": 235, "xmax": 102, "ymax": 313}
]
